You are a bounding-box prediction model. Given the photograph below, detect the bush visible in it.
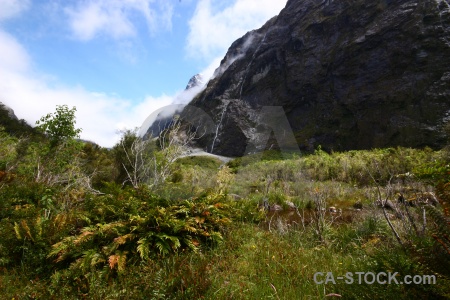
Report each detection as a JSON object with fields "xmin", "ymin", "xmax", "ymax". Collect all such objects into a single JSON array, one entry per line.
[
  {"xmin": 35, "ymin": 105, "xmax": 81, "ymax": 147},
  {"xmin": 47, "ymin": 190, "xmax": 234, "ymax": 288}
]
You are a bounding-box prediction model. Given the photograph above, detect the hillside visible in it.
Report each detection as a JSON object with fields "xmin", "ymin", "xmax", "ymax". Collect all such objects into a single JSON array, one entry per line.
[
  {"xmin": 185, "ymin": 0, "xmax": 450, "ymax": 156},
  {"xmin": 0, "ymin": 102, "xmax": 35, "ymax": 136}
]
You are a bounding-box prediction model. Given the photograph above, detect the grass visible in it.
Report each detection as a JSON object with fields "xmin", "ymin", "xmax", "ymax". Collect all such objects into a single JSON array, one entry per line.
[
  {"xmin": 1, "ymin": 146, "xmax": 450, "ymax": 299},
  {"xmin": 175, "ymin": 155, "xmax": 223, "ymax": 169}
]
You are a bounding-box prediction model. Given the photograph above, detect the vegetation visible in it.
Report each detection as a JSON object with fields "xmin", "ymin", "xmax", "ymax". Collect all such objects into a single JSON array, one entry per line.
[
  {"xmin": 0, "ymin": 106, "xmax": 449, "ymax": 299},
  {"xmin": 36, "ymin": 105, "xmax": 82, "ymax": 147}
]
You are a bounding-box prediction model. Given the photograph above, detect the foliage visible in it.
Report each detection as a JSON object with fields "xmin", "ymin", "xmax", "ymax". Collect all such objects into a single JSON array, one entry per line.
[
  {"xmin": 35, "ymin": 105, "xmax": 82, "ymax": 146},
  {"xmin": 0, "ymin": 126, "xmax": 18, "ymax": 171},
  {"xmin": 46, "ymin": 191, "xmax": 232, "ymax": 288},
  {"xmin": 113, "ymin": 119, "xmax": 197, "ymax": 189},
  {"xmin": 300, "ymin": 146, "xmax": 438, "ymax": 185},
  {"xmin": 1, "ymin": 109, "xmax": 450, "ymax": 299},
  {"xmin": 79, "ymin": 142, "xmax": 117, "ymax": 188},
  {"xmin": 0, "ymin": 105, "xmax": 35, "ymax": 137}
]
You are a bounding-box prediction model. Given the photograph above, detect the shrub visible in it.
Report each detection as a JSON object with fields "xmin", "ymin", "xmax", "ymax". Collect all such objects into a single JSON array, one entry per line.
[
  {"xmin": 35, "ymin": 105, "xmax": 82, "ymax": 147},
  {"xmin": 47, "ymin": 191, "xmax": 234, "ymax": 288}
]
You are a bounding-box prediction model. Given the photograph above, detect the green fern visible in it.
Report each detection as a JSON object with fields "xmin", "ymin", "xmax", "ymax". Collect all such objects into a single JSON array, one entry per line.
[
  {"xmin": 137, "ymin": 238, "xmax": 150, "ymax": 260},
  {"xmin": 47, "ymin": 190, "xmax": 233, "ymax": 281}
]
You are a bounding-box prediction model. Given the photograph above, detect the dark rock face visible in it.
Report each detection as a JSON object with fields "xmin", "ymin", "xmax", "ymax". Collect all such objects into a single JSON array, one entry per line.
[{"xmin": 185, "ymin": 0, "xmax": 450, "ymax": 156}]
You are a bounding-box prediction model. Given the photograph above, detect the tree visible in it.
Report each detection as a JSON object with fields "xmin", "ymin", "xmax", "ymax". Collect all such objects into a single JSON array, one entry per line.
[
  {"xmin": 32, "ymin": 105, "xmax": 91, "ymax": 191},
  {"xmin": 113, "ymin": 129, "xmax": 153, "ymax": 188},
  {"xmin": 36, "ymin": 105, "xmax": 82, "ymax": 146},
  {"xmin": 114, "ymin": 118, "xmax": 199, "ymax": 188}
]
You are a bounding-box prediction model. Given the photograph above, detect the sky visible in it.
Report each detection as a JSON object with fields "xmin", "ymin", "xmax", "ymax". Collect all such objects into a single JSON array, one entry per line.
[{"xmin": 0, "ymin": 0, "xmax": 287, "ymax": 147}]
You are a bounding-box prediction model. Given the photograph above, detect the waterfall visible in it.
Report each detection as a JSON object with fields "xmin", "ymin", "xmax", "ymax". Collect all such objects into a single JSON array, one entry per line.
[
  {"xmin": 210, "ymin": 101, "xmax": 230, "ymax": 153},
  {"xmin": 239, "ymin": 32, "xmax": 268, "ymax": 100}
]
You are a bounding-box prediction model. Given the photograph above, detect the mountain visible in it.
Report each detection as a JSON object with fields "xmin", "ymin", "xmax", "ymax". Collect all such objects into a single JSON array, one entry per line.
[
  {"xmin": 0, "ymin": 102, "xmax": 18, "ymax": 121},
  {"xmin": 185, "ymin": 74, "xmax": 204, "ymax": 90},
  {"xmin": 183, "ymin": 0, "xmax": 450, "ymax": 156},
  {"xmin": 140, "ymin": 74, "xmax": 205, "ymax": 139},
  {"xmin": 0, "ymin": 101, "xmax": 35, "ymax": 136}
]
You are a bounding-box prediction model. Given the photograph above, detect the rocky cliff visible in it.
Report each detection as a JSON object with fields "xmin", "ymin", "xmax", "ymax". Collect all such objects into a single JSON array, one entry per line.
[{"xmin": 184, "ymin": 0, "xmax": 450, "ymax": 156}]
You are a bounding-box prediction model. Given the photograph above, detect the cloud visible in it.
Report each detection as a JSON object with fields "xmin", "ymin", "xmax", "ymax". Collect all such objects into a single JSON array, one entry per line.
[
  {"xmin": 0, "ymin": 1, "xmax": 176, "ymax": 147},
  {"xmin": 0, "ymin": 0, "xmax": 288, "ymax": 148},
  {"xmin": 186, "ymin": 0, "xmax": 287, "ymax": 62},
  {"xmin": 0, "ymin": 0, "xmax": 30, "ymax": 22},
  {"xmin": 0, "ymin": 73, "xmax": 174, "ymax": 147},
  {"xmin": 65, "ymin": 0, "xmax": 174, "ymax": 41},
  {"xmin": 0, "ymin": 28, "xmax": 173, "ymax": 147},
  {"xmin": 0, "ymin": 30, "xmax": 30, "ymax": 72}
]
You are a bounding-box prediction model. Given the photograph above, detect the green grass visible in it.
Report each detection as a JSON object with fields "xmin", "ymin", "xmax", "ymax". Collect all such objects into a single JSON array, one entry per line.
[
  {"xmin": 1, "ymin": 144, "xmax": 449, "ymax": 299},
  {"xmin": 175, "ymin": 155, "xmax": 222, "ymax": 169}
]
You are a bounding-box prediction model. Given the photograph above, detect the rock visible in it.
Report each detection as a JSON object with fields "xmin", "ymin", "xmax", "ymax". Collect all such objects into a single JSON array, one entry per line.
[
  {"xmin": 185, "ymin": 74, "xmax": 204, "ymax": 90},
  {"xmin": 184, "ymin": 0, "xmax": 450, "ymax": 156},
  {"xmin": 285, "ymin": 201, "xmax": 297, "ymax": 210},
  {"xmin": 270, "ymin": 204, "xmax": 283, "ymax": 211},
  {"xmin": 259, "ymin": 198, "xmax": 283, "ymax": 211},
  {"xmin": 376, "ymin": 199, "xmax": 397, "ymax": 211}
]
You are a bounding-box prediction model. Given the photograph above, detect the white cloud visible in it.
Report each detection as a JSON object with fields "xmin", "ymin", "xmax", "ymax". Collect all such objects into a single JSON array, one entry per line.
[
  {"xmin": 186, "ymin": 0, "xmax": 287, "ymax": 62},
  {"xmin": 0, "ymin": 0, "xmax": 30, "ymax": 21},
  {"xmin": 0, "ymin": 0, "xmax": 176, "ymax": 147},
  {"xmin": 0, "ymin": 28, "xmax": 174, "ymax": 147},
  {"xmin": 0, "ymin": 30, "xmax": 30, "ymax": 72},
  {"xmin": 65, "ymin": 0, "xmax": 174, "ymax": 41},
  {"xmin": 199, "ymin": 56, "xmax": 223, "ymax": 81},
  {"xmin": 0, "ymin": 0, "xmax": 288, "ymax": 147}
]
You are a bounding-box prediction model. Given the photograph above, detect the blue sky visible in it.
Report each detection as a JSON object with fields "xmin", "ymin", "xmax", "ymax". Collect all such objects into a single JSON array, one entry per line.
[{"xmin": 0, "ymin": 0, "xmax": 286, "ymax": 146}]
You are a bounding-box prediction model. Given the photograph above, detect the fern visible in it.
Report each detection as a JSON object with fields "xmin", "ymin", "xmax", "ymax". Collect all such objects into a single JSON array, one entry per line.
[
  {"xmin": 13, "ymin": 217, "xmax": 45, "ymax": 243},
  {"xmin": 48, "ymin": 236, "xmax": 76, "ymax": 262},
  {"xmin": 113, "ymin": 233, "xmax": 135, "ymax": 246},
  {"xmin": 47, "ymin": 190, "xmax": 233, "ymax": 280},
  {"xmin": 81, "ymin": 249, "xmax": 105, "ymax": 272},
  {"xmin": 182, "ymin": 236, "xmax": 198, "ymax": 252},
  {"xmin": 137, "ymin": 238, "xmax": 150, "ymax": 260},
  {"xmin": 155, "ymin": 240, "xmax": 171, "ymax": 256},
  {"xmin": 108, "ymin": 251, "xmax": 127, "ymax": 273}
]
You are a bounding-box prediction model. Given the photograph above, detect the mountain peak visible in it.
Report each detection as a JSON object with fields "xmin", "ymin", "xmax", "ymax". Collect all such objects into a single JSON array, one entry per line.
[{"xmin": 185, "ymin": 74, "xmax": 204, "ymax": 90}]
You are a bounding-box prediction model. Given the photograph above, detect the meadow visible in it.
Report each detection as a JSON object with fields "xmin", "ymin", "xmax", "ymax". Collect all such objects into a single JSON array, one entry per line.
[{"xmin": 0, "ymin": 107, "xmax": 449, "ymax": 299}]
